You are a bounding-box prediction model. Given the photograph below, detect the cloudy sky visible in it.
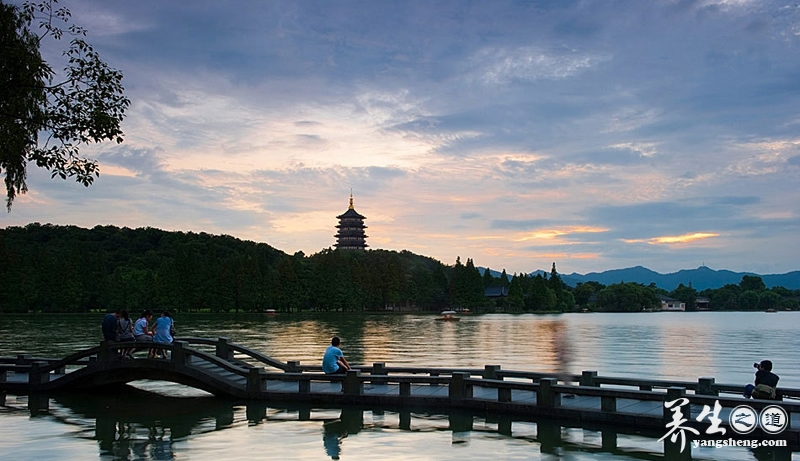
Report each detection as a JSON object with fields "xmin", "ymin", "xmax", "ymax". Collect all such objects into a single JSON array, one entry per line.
[{"xmin": 4, "ymin": 0, "xmax": 800, "ymax": 275}]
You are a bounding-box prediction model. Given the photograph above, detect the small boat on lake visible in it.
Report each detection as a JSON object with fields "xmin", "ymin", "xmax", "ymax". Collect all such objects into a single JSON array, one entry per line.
[
  {"xmin": 436, "ymin": 310, "xmax": 460, "ymax": 321},
  {"xmin": 264, "ymin": 309, "xmax": 277, "ymax": 316}
]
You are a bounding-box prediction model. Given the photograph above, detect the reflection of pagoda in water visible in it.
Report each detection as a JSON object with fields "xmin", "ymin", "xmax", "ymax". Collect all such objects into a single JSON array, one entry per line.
[{"xmin": 334, "ymin": 193, "xmax": 368, "ymax": 250}]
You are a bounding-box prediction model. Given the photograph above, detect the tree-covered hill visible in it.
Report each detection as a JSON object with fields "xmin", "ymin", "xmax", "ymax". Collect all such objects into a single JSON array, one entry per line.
[
  {"xmin": 6, "ymin": 223, "xmax": 794, "ymax": 314},
  {"xmin": 0, "ymin": 223, "xmax": 459, "ymax": 313}
]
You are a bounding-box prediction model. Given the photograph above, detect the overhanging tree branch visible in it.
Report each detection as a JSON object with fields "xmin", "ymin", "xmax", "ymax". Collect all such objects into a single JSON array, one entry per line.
[{"xmin": 0, "ymin": 0, "xmax": 129, "ymax": 210}]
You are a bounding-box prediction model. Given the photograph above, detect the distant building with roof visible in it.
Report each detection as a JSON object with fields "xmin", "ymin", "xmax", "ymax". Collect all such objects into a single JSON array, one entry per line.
[
  {"xmin": 334, "ymin": 192, "xmax": 368, "ymax": 250},
  {"xmin": 484, "ymin": 286, "xmax": 509, "ymax": 298},
  {"xmin": 659, "ymin": 294, "xmax": 686, "ymax": 311}
]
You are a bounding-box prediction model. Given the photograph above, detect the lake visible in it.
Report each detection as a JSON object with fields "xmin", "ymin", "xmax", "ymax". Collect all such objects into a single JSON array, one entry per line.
[{"xmin": 0, "ymin": 311, "xmax": 797, "ymax": 460}]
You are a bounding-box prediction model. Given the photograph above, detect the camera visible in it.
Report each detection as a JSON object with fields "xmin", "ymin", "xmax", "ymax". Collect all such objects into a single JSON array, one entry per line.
[{"xmin": 753, "ymin": 362, "xmax": 760, "ymax": 368}]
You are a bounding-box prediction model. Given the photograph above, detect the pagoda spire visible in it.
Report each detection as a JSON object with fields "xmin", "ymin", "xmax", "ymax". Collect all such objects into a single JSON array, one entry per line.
[{"xmin": 349, "ymin": 189, "xmax": 354, "ymax": 210}]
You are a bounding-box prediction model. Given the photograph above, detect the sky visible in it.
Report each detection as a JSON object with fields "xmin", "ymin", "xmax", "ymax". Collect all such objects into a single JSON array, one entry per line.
[{"xmin": 3, "ymin": 0, "xmax": 800, "ymax": 276}]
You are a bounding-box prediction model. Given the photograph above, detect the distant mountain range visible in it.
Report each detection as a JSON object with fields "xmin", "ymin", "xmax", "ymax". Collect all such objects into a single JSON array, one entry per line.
[{"xmin": 483, "ymin": 266, "xmax": 800, "ymax": 291}]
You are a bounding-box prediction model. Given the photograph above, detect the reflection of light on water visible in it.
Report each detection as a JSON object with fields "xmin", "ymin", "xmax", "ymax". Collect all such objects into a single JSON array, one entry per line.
[
  {"xmin": 128, "ymin": 380, "xmax": 214, "ymax": 397},
  {"xmin": 0, "ymin": 395, "xmax": 778, "ymax": 461}
]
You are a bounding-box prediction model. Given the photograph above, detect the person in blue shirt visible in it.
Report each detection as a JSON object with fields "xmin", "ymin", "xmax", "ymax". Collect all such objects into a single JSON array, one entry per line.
[
  {"xmin": 134, "ymin": 309, "xmax": 155, "ymax": 358},
  {"xmin": 322, "ymin": 336, "xmax": 350, "ymax": 374},
  {"xmin": 152, "ymin": 311, "xmax": 174, "ymax": 359}
]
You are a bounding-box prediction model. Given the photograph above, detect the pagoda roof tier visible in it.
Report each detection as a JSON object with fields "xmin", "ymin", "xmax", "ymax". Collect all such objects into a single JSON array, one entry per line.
[{"xmin": 336, "ymin": 208, "xmax": 366, "ymax": 219}]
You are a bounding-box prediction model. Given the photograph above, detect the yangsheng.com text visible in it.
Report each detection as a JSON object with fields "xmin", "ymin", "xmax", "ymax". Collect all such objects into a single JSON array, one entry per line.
[{"xmin": 692, "ymin": 438, "xmax": 787, "ymax": 449}]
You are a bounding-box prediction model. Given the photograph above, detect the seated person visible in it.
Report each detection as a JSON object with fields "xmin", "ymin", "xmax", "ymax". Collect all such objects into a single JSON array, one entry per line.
[
  {"xmin": 322, "ymin": 336, "xmax": 350, "ymax": 374},
  {"xmin": 744, "ymin": 360, "xmax": 779, "ymax": 399},
  {"xmin": 152, "ymin": 311, "xmax": 174, "ymax": 359},
  {"xmin": 134, "ymin": 309, "xmax": 155, "ymax": 358},
  {"xmin": 101, "ymin": 310, "xmax": 120, "ymax": 341},
  {"xmin": 116, "ymin": 309, "xmax": 135, "ymax": 358},
  {"xmin": 134, "ymin": 309, "xmax": 154, "ymax": 341}
]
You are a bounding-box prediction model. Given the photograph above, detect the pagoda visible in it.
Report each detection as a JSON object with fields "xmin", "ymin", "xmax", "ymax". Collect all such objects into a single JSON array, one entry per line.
[{"xmin": 334, "ymin": 193, "xmax": 368, "ymax": 250}]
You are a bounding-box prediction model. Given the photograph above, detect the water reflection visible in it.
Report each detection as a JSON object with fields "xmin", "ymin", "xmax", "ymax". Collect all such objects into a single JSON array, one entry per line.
[
  {"xmin": 321, "ymin": 407, "xmax": 363, "ymax": 459},
  {"xmin": 6, "ymin": 387, "xmax": 792, "ymax": 461},
  {"xmin": 49, "ymin": 388, "xmax": 238, "ymax": 460},
  {"xmin": 3, "ymin": 312, "xmax": 800, "ymax": 460},
  {"xmin": 3, "ymin": 312, "xmax": 799, "ymax": 385}
]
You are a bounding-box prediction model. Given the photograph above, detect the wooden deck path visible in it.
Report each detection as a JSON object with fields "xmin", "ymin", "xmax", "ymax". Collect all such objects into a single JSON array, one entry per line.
[{"xmin": 2, "ymin": 336, "xmax": 799, "ymax": 457}]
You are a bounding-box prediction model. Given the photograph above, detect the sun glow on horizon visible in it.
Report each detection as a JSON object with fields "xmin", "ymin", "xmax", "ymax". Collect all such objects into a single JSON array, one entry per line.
[{"xmin": 625, "ymin": 232, "xmax": 720, "ymax": 245}]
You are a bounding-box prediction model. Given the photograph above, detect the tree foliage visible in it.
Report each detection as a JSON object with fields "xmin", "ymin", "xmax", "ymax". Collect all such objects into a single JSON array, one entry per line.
[
  {"xmin": 0, "ymin": 1, "xmax": 129, "ymax": 209},
  {"xmin": 0, "ymin": 224, "xmax": 456, "ymax": 313},
  {"xmin": 596, "ymin": 282, "xmax": 661, "ymax": 312},
  {"xmin": 4, "ymin": 224, "xmax": 797, "ymax": 314}
]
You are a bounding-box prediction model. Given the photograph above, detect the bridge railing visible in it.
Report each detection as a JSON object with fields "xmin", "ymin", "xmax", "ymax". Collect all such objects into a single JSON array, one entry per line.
[
  {"xmin": 244, "ymin": 366, "xmax": 800, "ymax": 430},
  {"xmin": 4, "ymin": 337, "xmax": 800, "ymax": 407},
  {"xmin": 172, "ymin": 337, "xmax": 290, "ymax": 371}
]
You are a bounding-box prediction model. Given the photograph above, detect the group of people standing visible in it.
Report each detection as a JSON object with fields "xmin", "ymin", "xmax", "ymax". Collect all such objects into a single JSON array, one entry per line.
[{"xmin": 101, "ymin": 309, "xmax": 175, "ymax": 359}]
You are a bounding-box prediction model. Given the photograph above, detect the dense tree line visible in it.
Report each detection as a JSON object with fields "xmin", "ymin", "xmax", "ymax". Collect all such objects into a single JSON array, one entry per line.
[
  {"xmin": 0, "ymin": 223, "xmax": 458, "ymax": 313},
  {"xmin": 3, "ymin": 223, "xmax": 796, "ymax": 314},
  {"xmin": 481, "ymin": 263, "xmax": 574, "ymax": 312},
  {"xmin": 571, "ymin": 275, "xmax": 799, "ymax": 312}
]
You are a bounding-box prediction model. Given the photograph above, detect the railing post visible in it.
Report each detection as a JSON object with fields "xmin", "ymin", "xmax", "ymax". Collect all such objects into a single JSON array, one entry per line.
[
  {"xmin": 171, "ymin": 341, "xmax": 187, "ymax": 366},
  {"xmin": 16, "ymin": 354, "xmax": 32, "ymax": 365},
  {"xmin": 498, "ymin": 387, "xmax": 512, "ymax": 403},
  {"xmin": 299, "ymin": 377, "xmax": 311, "ymax": 393},
  {"xmin": 28, "ymin": 361, "xmax": 49, "ymax": 385},
  {"xmin": 664, "ymin": 387, "xmax": 688, "ymax": 421},
  {"xmin": 98, "ymin": 341, "xmax": 111, "ymax": 361},
  {"xmin": 400, "ymin": 382, "xmax": 411, "ymax": 397},
  {"xmin": 580, "ymin": 370, "xmax": 598, "ymax": 387},
  {"xmin": 449, "ymin": 372, "xmax": 471, "ymax": 399},
  {"xmin": 344, "ymin": 369, "xmax": 362, "ymax": 396},
  {"xmin": 287, "ymin": 361, "xmax": 301, "ymax": 373},
  {"xmin": 601, "ymin": 395, "xmax": 616, "ymax": 412},
  {"xmin": 538, "ymin": 378, "xmax": 560, "ymax": 408},
  {"xmin": 372, "ymin": 362, "xmax": 386, "ymax": 384},
  {"xmin": 483, "ymin": 365, "xmax": 501, "ymax": 380},
  {"xmin": 698, "ymin": 377, "xmax": 717, "ymax": 396},
  {"xmin": 216, "ymin": 337, "xmax": 233, "ymax": 361},
  {"xmin": 0, "ymin": 369, "xmax": 7, "ymax": 383},
  {"xmin": 247, "ymin": 367, "xmax": 267, "ymax": 393}
]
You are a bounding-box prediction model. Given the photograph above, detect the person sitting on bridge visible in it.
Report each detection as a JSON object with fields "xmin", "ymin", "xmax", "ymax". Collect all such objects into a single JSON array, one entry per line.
[
  {"xmin": 153, "ymin": 311, "xmax": 174, "ymax": 359},
  {"xmin": 101, "ymin": 309, "xmax": 121, "ymax": 341},
  {"xmin": 134, "ymin": 309, "xmax": 155, "ymax": 358},
  {"xmin": 322, "ymin": 336, "xmax": 350, "ymax": 375},
  {"xmin": 744, "ymin": 359, "xmax": 780, "ymax": 399},
  {"xmin": 116, "ymin": 309, "xmax": 135, "ymax": 358}
]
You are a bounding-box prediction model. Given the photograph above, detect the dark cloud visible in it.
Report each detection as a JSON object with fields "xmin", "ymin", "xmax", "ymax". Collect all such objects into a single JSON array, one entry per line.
[
  {"xmin": 491, "ymin": 219, "xmax": 555, "ymax": 230},
  {"xmin": 709, "ymin": 196, "xmax": 760, "ymax": 206},
  {"xmin": 97, "ymin": 146, "xmax": 165, "ymax": 177},
  {"xmin": 295, "ymin": 134, "xmax": 326, "ymax": 146},
  {"xmin": 566, "ymin": 146, "xmax": 651, "ymax": 166}
]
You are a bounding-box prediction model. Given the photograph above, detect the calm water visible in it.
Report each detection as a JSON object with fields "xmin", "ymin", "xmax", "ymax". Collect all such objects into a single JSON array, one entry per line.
[{"xmin": 0, "ymin": 312, "xmax": 797, "ymax": 460}]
